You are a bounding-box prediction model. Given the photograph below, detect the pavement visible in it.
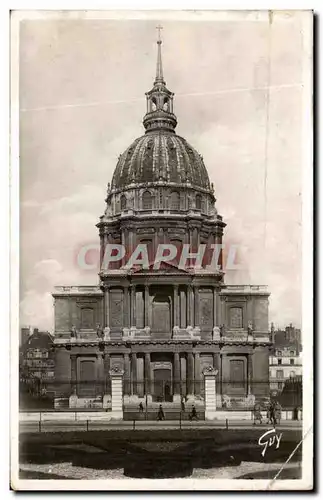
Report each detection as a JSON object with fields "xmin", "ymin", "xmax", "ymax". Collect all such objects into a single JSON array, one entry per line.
[{"xmin": 20, "ymin": 417, "xmax": 302, "ymax": 433}]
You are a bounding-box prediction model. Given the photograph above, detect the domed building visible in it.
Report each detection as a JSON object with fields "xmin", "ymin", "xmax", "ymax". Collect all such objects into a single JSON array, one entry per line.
[{"xmin": 53, "ymin": 35, "xmax": 272, "ymax": 411}]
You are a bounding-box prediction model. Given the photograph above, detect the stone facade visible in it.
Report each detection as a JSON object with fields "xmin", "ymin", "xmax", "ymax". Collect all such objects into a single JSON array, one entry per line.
[{"xmin": 53, "ymin": 37, "xmax": 272, "ymax": 410}]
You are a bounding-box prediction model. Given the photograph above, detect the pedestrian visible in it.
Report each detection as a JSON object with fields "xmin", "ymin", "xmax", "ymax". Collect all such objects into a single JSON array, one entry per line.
[
  {"xmin": 266, "ymin": 401, "xmax": 272, "ymax": 424},
  {"xmin": 181, "ymin": 399, "xmax": 185, "ymax": 413},
  {"xmin": 189, "ymin": 405, "xmax": 198, "ymax": 421},
  {"xmin": 253, "ymin": 403, "xmax": 262, "ymax": 425},
  {"xmin": 269, "ymin": 400, "xmax": 277, "ymax": 427},
  {"xmin": 139, "ymin": 402, "xmax": 144, "ymax": 413},
  {"xmin": 157, "ymin": 404, "xmax": 165, "ymax": 421}
]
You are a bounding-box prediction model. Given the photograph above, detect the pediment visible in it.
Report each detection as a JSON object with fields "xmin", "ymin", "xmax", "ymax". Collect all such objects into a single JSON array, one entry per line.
[{"xmin": 130, "ymin": 260, "xmax": 190, "ymax": 275}]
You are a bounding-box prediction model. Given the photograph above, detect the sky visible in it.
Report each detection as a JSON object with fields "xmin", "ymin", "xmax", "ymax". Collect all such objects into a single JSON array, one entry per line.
[{"xmin": 18, "ymin": 11, "xmax": 308, "ymax": 332}]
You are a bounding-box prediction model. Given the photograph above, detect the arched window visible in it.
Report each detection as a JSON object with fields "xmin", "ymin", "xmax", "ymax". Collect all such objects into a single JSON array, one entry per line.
[
  {"xmin": 290, "ymin": 371, "xmax": 295, "ymax": 378},
  {"xmin": 120, "ymin": 194, "xmax": 127, "ymax": 211},
  {"xmin": 196, "ymin": 194, "xmax": 202, "ymax": 210},
  {"xmin": 142, "ymin": 190, "xmax": 152, "ymax": 210},
  {"xmin": 163, "ymin": 98, "xmax": 169, "ymax": 111},
  {"xmin": 170, "ymin": 191, "xmax": 180, "ymax": 210}
]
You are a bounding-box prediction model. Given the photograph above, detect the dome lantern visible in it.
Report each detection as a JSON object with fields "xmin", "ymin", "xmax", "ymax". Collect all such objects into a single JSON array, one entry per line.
[{"xmin": 143, "ymin": 26, "xmax": 177, "ymax": 133}]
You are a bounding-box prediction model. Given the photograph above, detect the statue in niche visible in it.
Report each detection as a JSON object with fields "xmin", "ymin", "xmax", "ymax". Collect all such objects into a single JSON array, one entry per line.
[
  {"xmin": 248, "ymin": 321, "xmax": 253, "ymax": 335},
  {"xmin": 70, "ymin": 325, "xmax": 77, "ymax": 339},
  {"xmin": 96, "ymin": 324, "xmax": 104, "ymax": 339}
]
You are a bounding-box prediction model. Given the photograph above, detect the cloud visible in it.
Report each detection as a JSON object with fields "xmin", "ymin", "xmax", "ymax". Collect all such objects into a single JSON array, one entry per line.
[{"xmin": 20, "ymin": 290, "xmax": 54, "ymax": 331}]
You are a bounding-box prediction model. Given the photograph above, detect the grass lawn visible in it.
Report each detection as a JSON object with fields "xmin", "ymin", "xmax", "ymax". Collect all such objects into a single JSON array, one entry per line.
[{"xmin": 19, "ymin": 427, "xmax": 302, "ymax": 478}]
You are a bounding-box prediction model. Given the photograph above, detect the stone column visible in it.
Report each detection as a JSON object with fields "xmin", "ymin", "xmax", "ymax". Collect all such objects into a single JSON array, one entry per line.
[
  {"xmin": 105, "ymin": 286, "xmax": 110, "ymax": 329},
  {"xmin": 130, "ymin": 285, "xmax": 136, "ymax": 328},
  {"xmin": 212, "ymin": 353, "xmax": 217, "ymax": 371},
  {"xmin": 203, "ymin": 367, "xmax": 218, "ymax": 420},
  {"xmin": 219, "ymin": 353, "xmax": 223, "ymax": 397},
  {"xmin": 131, "ymin": 352, "xmax": 137, "ymax": 396},
  {"xmin": 187, "ymin": 285, "xmax": 194, "ymax": 327},
  {"xmin": 194, "ymin": 286, "xmax": 199, "ymax": 327},
  {"xmin": 187, "ymin": 352, "xmax": 194, "ymax": 397},
  {"xmin": 121, "ymin": 230, "xmax": 125, "ymax": 267},
  {"xmin": 247, "ymin": 353, "xmax": 253, "ymax": 395},
  {"xmin": 97, "ymin": 353, "xmax": 105, "ymax": 396},
  {"xmin": 194, "ymin": 352, "xmax": 201, "ymax": 396},
  {"xmin": 103, "ymin": 354, "xmax": 111, "ymax": 408},
  {"xmin": 71, "ymin": 354, "xmax": 77, "ymax": 394},
  {"xmin": 124, "ymin": 353, "xmax": 131, "ymax": 396},
  {"xmin": 109, "ymin": 367, "xmax": 124, "ymax": 420},
  {"xmin": 173, "ymin": 352, "xmax": 181, "ymax": 401},
  {"xmin": 213, "ymin": 286, "xmax": 217, "ymax": 327},
  {"xmin": 144, "ymin": 285, "xmax": 149, "ymax": 327},
  {"xmin": 144, "ymin": 352, "xmax": 151, "ymax": 397},
  {"xmin": 69, "ymin": 355, "xmax": 77, "ymax": 408},
  {"xmin": 174, "ymin": 285, "xmax": 179, "ymax": 327},
  {"xmin": 123, "ymin": 286, "xmax": 129, "ymax": 328}
]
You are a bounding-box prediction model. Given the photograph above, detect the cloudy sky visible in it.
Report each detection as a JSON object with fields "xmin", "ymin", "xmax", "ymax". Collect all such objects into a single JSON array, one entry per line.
[{"xmin": 18, "ymin": 11, "xmax": 309, "ymax": 331}]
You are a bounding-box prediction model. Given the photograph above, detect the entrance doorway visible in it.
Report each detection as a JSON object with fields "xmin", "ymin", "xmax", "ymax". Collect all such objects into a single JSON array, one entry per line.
[{"xmin": 153, "ymin": 368, "xmax": 172, "ymax": 402}]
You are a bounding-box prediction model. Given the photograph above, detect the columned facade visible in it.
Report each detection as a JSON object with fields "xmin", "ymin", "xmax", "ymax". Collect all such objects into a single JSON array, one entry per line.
[{"xmin": 52, "ymin": 33, "xmax": 272, "ymax": 411}]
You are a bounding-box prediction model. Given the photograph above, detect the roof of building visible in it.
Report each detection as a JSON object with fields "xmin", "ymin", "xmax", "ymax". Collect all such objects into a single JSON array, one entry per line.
[
  {"xmin": 111, "ymin": 132, "xmax": 211, "ymax": 192},
  {"xmin": 23, "ymin": 330, "xmax": 54, "ymax": 351},
  {"xmin": 110, "ymin": 34, "xmax": 212, "ymax": 194},
  {"xmin": 273, "ymin": 328, "xmax": 302, "ymax": 352}
]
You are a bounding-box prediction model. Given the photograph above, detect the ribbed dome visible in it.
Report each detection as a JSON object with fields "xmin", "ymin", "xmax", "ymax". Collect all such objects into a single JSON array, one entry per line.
[{"xmin": 111, "ymin": 131, "xmax": 211, "ymax": 192}]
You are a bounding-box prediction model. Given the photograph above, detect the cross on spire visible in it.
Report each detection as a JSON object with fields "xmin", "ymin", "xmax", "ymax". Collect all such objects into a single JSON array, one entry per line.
[{"xmin": 155, "ymin": 25, "xmax": 165, "ymax": 84}]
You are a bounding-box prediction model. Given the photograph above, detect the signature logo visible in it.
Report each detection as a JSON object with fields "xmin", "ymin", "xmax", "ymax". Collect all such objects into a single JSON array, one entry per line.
[{"xmin": 258, "ymin": 428, "xmax": 283, "ymax": 457}]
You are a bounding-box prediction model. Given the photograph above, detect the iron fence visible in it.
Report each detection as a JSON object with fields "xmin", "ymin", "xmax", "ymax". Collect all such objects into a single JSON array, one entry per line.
[{"xmin": 19, "ymin": 378, "xmax": 302, "ymax": 411}]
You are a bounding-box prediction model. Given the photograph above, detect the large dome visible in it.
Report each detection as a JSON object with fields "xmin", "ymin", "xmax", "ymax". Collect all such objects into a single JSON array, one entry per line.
[{"xmin": 111, "ymin": 131, "xmax": 211, "ymax": 192}]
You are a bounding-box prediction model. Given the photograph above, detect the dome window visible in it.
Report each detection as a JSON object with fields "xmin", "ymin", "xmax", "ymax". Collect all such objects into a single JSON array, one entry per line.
[
  {"xmin": 196, "ymin": 194, "xmax": 202, "ymax": 210},
  {"xmin": 170, "ymin": 191, "xmax": 180, "ymax": 210},
  {"xmin": 120, "ymin": 194, "xmax": 127, "ymax": 211},
  {"xmin": 142, "ymin": 190, "xmax": 152, "ymax": 210}
]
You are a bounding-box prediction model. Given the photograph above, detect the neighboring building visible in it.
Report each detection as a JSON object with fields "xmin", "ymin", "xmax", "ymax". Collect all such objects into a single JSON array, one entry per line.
[
  {"xmin": 269, "ymin": 324, "xmax": 302, "ymax": 393},
  {"xmin": 53, "ymin": 35, "xmax": 272, "ymax": 410},
  {"xmin": 20, "ymin": 329, "xmax": 55, "ymax": 382},
  {"xmin": 20, "ymin": 326, "xmax": 32, "ymax": 346}
]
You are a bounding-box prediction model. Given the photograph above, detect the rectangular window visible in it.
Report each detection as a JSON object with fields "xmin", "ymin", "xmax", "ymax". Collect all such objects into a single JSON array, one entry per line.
[
  {"xmin": 81, "ymin": 307, "xmax": 94, "ymax": 329},
  {"xmin": 290, "ymin": 359, "xmax": 295, "ymax": 365},
  {"xmin": 278, "ymin": 359, "xmax": 282, "ymax": 365},
  {"xmin": 229, "ymin": 307, "xmax": 243, "ymax": 329},
  {"xmin": 229, "ymin": 359, "xmax": 244, "ymax": 388},
  {"xmin": 276, "ymin": 370, "xmax": 284, "ymax": 378}
]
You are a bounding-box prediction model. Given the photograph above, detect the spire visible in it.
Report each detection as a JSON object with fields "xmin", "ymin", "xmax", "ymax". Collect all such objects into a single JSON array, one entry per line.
[
  {"xmin": 143, "ymin": 27, "xmax": 177, "ymax": 133},
  {"xmin": 155, "ymin": 25, "xmax": 165, "ymax": 85}
]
